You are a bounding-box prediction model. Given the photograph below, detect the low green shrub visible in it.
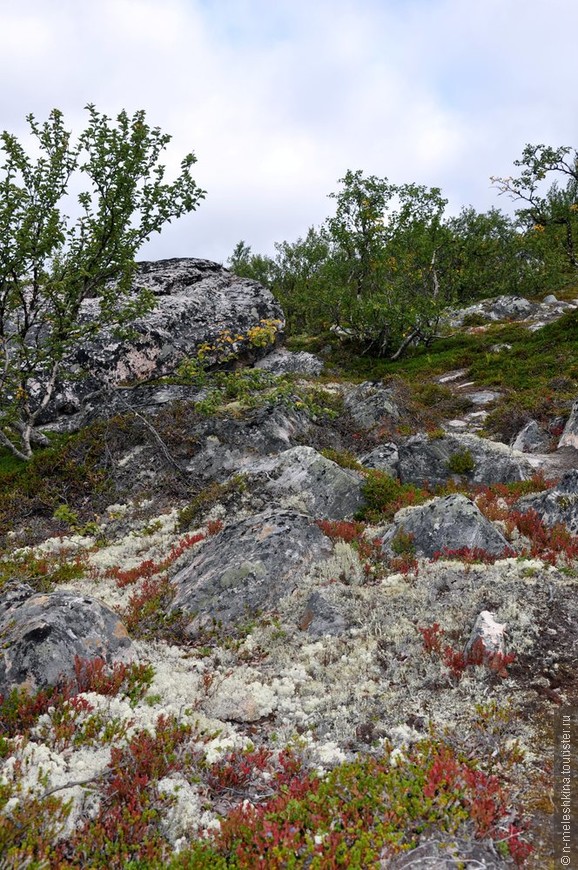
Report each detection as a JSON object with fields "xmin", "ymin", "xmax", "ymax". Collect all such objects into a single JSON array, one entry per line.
[
  {"xmin": 358, "ymin": 470, "xmax": 427, "ymax": 522},
  {"xmin": 320, "ymin": 447, "xmax": 364, "ymax": 470},
  {"xmin": 447, "ymin": 448, "xmax": 475, "ymax": 475}
]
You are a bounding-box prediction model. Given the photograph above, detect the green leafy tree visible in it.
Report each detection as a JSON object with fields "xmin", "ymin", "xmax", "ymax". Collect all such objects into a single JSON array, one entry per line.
[
  {"xmin": 444, "ymin": 206, "xmax": 537, "ymax": 302},
  {"xmin": 270, "ymin": 228, "xmax": 332, "ymax": 332},
  {"xmin": 228, "ymin": 229, "xmax": 331, "ymax": 333},
  {"xmin": 323, "ymin": 170, "xmax": 451, "ymax": 357},
  {"xmin": 227, "ymin": 240, "xmax": 276, "ymax": 288},
  {"xmin": 0, "ymin": 106, "xmax": 205, "ymax": 460},
  {"xmin": 492, "ymin": 144, "xmax": 578, "ymax": 288}
]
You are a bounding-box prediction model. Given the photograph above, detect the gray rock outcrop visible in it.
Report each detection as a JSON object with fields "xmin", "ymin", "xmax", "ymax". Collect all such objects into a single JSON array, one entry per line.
[
  {"xmin": 511, "ymin": 419, "xmax": 550, "ymax": 453},
  {"xmin": 343, "ymin": 382, "xmax": 399, "ymax": 430},
  {"xmin": 170, "ymin": 511, "xmax": 333, "ymax": 635},
  {"xmin": 0, "ymin": 585, "xmax": 132, "ymax": 695},
  {"xmin": 184, "ymin": 406, "xmax": 314, "ymax": 482},
  {"xmin": 397, "ymin": 433, "xmax": 533, "ymax": 488},
  {"xmin": 379, "ymin": 494, "xmax": 511, "ymax": 559},
  {"xmin": 81, "ymin": 258, "xmax": 284, "ymax": 382},
  {"xmin": 359, "ymin": 443, "xmax": 399, "ymax": 476},
  {"xmin": 239, "ymin": 446, "xmax": 365, "ymax": 519},
  {"xmin": 513, "ymin": 470, "xmax": 578, "ymax": 534},
  {"xmin": 46, "ymin": 258, "xmax": 284, "ymax": 420},
  {"xmin": 447, "ymin": 293, "xmax": 577, "ymax": 329},
  {"xmin": 450, "ymin": 295, "xmax": 537, "ymax": 325}
]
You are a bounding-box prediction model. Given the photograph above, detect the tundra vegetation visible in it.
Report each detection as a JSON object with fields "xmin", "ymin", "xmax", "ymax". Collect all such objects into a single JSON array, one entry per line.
[{"xmin": 1, "ymin": 128, "xmax": 578, "ymax": 868}]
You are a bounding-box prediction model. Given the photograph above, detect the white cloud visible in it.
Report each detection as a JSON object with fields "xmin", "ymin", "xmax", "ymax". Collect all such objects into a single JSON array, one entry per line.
[{"xmin": 1, "ymin": 0, "xmax": 577, "ymax": 262}]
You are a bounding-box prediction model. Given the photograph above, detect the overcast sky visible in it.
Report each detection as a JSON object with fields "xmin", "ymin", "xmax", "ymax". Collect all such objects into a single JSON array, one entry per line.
[{"xmin": 2, "ymin": 0, "xmax": 577, "ymax": 265}]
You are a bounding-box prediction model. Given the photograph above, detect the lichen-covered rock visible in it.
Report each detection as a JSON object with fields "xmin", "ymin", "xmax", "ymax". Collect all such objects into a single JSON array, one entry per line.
[
  {"xmin": 81, "ymin": 258, "xmax": 284, "ymax": 382},
  {"xmin": 448, "ymin": 294, "xmax": 537, "ymax": 326},
  {"xmin": 559, "ymin": 398, "xmax": 578, "ymax": 450},
  {"xmin": 170, "ymin": 511, "xmax": 334, "ymax": 635},
  {"xmin": 44, "ymin": 258, "xmax": 284, "ymax": 420},
  {"xmin": 239, "ymin": 446, "xmax": 365, "ymax": 519},
  {"xmin": 255, "ymin": 349, "xmax": 324, "ymax": 376},
  {"xmin": 0, "ymin": 585, "xmax": 132, "ymax": 695},
  {"xmin": 343, "ymin": 382, "xmax": 399, "ymax": 430},
  {"xmin": 359, "ymin": 443, "xmax": 399, "ymax": 476},
  {"xmin": 513, "ymin": 469, "xmax": 578, "ymax": 534},
  {"xmin": 511, "ymin": 419, "xmax": 550, "ymax": 453},
  {"xmin": 379, "ymin": 494, "xmax": 510, "ymax": 559},
  {"xmin": 384, "ymin": 835, "xmax": 508, "ymax": 869},
  {"xmin": 397, "ymin": 432, "xmax": 532, "ymax": 488},
  {"xmin": 446, "ymin": 293, "xmax": 577, "ymax": 330},
  {"xmin": 185, "ymin": 406, "xmax": 314, "ymax": 481}
]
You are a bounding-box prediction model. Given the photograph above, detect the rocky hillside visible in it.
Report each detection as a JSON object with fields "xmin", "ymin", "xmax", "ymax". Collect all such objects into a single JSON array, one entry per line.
[{"xmin": 1, "ymin": 259, "xmax": 577, "ymax": 868}]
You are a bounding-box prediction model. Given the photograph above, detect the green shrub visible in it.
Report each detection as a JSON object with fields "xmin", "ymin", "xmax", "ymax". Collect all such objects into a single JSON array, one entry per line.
[
  {"xmin": 320, "ymin": 447, "xmax": 363, "ymax": 470},
  {"xmin": 358, "ymin": 470, "xmax": 427, "ymax": 522},
  {"xmin": 447, "ymin": 448, "xmax": 475, "ymax": 475},
  {"xmin": 390, "ymin": 529, "xmax": 416, "ymax": 556},
  {"xmin": 462, "ymin": 312, "xmax": 488, "ymax": 327}
]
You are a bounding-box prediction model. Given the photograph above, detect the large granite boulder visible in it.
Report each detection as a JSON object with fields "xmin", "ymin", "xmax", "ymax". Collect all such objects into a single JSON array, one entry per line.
[
  {"xmin": 343, "ymin": 382, "xmax": 399, "ymax": 430},
  {"xmin": 0, "ymin": 585, "xmax": 132, "ymax": 696},
  {"xmin": 45, "ymin": 258, "xmax": 284, "ymax": 419},
  {"xmin": 379, "ymin": 494, "xmax": 511, "ymax": 559},
  {"xmin": 170, "ymin": 511, "xmax": 334, "ymax": 635},
  {"xmin": 513, "ymin": 470, "xmax": 578, "ymax": 534},
  {"xmin": 397, "ymin": 433, "xmax": 533, "ymax": 488},
  {"xmin": 239, "ymin": 446, "xmax": 365, "ymax": 519}
]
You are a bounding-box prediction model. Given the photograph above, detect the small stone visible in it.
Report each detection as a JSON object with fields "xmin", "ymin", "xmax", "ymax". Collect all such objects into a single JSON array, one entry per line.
[
  {"xmin": 343, "ymin": 382, "xmax": 399, "ymax": 430},
  {"xmin": 464, "ymin": 610, "xmax": 506, "ymax": 657},
  {"xmin": 299, "ymin": 591, "xmax": 348, "ymax": 637}
]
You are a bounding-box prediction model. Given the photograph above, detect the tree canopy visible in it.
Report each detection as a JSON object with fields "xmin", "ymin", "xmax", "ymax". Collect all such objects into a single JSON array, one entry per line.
[
  {"xmin": 0, "ymin": 106, "xmax": 206, "ymax": 459},
  {"xmin": 230, "ymin": 145, "xmax": 578, "ymax": 357}
]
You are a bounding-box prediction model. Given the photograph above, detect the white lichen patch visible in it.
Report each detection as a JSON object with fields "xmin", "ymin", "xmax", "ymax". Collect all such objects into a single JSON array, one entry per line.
[
  {"xmin": 202, "ymin": 667, "xmax": 277, "ymax": 722},
  {"xmin": 157, "ymin": 776, "xmax": 218, "ymax": 842},
  {"xmin": 315, "ymin": 541, "xmax": 365, "ymax": 586}
]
